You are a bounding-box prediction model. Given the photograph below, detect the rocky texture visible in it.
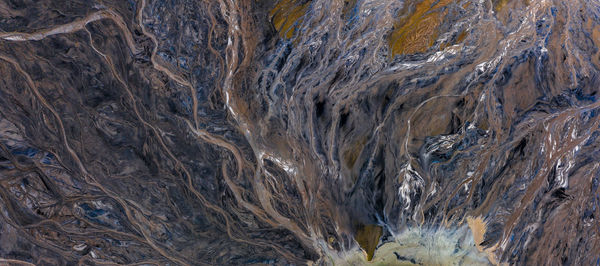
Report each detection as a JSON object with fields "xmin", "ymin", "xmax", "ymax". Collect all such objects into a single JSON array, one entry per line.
[{"xmin": 0, "ymin": 0, "xmax": 599, "ymax": 265}]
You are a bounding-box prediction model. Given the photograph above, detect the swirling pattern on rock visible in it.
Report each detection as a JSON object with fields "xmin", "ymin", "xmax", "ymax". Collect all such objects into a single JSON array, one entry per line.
[{"xmin": 0, "ymin": 0, "xmax": 599, "ymax": 265}]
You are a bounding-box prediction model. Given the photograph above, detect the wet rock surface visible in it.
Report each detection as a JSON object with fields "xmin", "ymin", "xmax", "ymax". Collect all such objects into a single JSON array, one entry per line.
[{"xmin": 0, "ymin": 0, "xmax": 599, "ymax": 265}]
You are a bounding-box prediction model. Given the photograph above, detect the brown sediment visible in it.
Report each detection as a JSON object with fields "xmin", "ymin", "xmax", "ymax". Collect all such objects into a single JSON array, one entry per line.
[
  {"xmin": 342, "ymin": 136, "xmax": 368, "ymax": 169},
  {"xmin": 440, "ymin": 30, "xmax": 468, "ymax": 50},
  {"xmin": 467, "ymin": 216, "xmax": 503, "ymax": 266},
  {"xmin": 456, "ymin": 30, "xmax": 468, "ymax": 44},
  {"xmin": 342, "ymin": 0, "xmax": 358, "ymax": 19},
  {"xmin": 591, "ymin": 26, "xmax": 600, "ymax": 69},
  {"xmin": 467, "ymin": 216, "xmax": 486, "ymax": 252},
  {"xmin": 0, "ymin": 10, "xmax": 140, "ymax": 55},
  {"xmin": 0, "ymin": 258, "xmax": 36, "ymax": 266},
  {"xmin": 137, "ymin": 0, "xmax": 200, "ymax": 129},
  {"xmin": 1, "ymin": 0, "xmax": 600, "ymax": 264},
  {"xmin": 354, "ymin": 224, "xmax": 383, "ymax": 261}
]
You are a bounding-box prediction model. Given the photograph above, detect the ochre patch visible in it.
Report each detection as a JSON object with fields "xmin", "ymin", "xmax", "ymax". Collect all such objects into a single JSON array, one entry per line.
[
  {"xmin": 388, "ymin": 0, "xmax": 453, "ymax": 56},
  {"xmin": 355, "ymin": 224, "xmax": 383, "ymax": 261},
  {"xmin": 270, "ymin": 0, "xmax": 311, "ymax": 39},
  {"xmin": 493, "ymin": 0, "xmax": 510, "ymax": 12}
]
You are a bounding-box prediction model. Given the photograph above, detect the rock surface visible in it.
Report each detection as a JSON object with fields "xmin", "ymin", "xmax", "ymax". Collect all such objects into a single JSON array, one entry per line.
[{"xmin": 0, "ymin": 0, "xmax": 599, "ymax": 264}]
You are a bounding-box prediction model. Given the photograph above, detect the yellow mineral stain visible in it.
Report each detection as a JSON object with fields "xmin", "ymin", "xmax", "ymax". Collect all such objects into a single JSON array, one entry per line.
[
  {"xmin": 388, "ymin": 0, "xmax": 453, "ymax": 56},
  {"xmin": 355, "ymin": 224, "xmax": 383, "ymax": 261},
  {"xmin": 493, "ymin": 0, "xmax": 512, "ymax": 12},
  {"xmin": 440, "ymin": 29, "xmax": 468, "ymax": 50},
  {"xmin": 493, "ymin": 0, "xmax": 530, "ymax": 15},
  {"xmin": 270, "ymin": 0, "xmax": 311, "ymax": 39}
]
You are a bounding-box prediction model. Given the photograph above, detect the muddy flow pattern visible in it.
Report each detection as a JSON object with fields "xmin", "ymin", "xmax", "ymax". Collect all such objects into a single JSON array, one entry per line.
[{"xmin": 0, "ymin": 0, "xmax": 599, "ymax": 265}]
